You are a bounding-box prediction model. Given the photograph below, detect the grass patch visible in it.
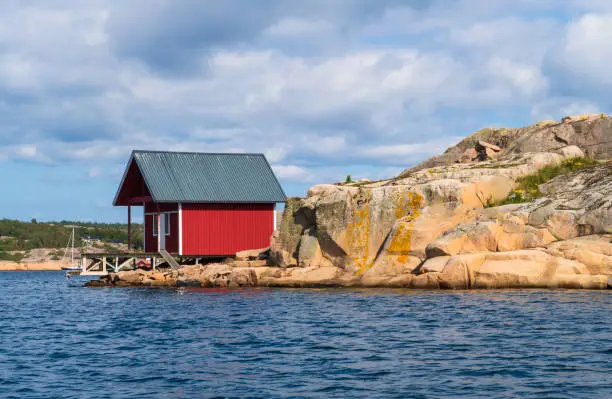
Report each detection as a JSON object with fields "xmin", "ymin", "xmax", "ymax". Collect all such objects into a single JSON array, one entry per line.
[{"xmin": 486, "ymin": 157, "xmax": 598, "ymax": 207}]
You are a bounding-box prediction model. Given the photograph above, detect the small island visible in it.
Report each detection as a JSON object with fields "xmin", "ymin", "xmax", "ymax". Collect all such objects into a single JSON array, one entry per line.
[{"xmin": 88, "ymin": 114, "xmax": 611, "ymax": 290}]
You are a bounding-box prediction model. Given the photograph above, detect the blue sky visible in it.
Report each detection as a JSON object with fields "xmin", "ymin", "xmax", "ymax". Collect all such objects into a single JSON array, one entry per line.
[{"xmin": 1, "ymin": 0, "xmax": 611, "ymax": 222}]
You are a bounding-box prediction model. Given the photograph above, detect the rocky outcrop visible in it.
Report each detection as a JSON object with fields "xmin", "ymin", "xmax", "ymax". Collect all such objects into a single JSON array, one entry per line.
[
  {"xmin": 546, "ymin": 235, "xmax": 612, "ymax": 276},
  {"xmin": 399, "ymin": 115, "xmax": 612, "ymax": 175},
  {"xmin": 270, "ymin": 150, "xmax": 578, "ymax": 275},
  {"xmin": 264, "ymin": 115, "xmax": 612, "ymax": 290},
  {"xmin": 425, "ymin": 214, "xmax": 557, "ymax": 257},
  {"xmin": 269, "ymin": 197, "xmax": 307, "ymax": 267},
  {"xmin": 436, "ymin": 250, "xmax": 608, "ymax": 290},
  {"xmin": 88, "ymin": 116, "xmax": 612, "ymax": 290}
]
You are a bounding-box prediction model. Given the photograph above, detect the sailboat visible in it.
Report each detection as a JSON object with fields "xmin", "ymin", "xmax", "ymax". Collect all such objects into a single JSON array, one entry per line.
[{"xmin": 61, "ymin": 227, "xmax": 81, "ymax": 272}]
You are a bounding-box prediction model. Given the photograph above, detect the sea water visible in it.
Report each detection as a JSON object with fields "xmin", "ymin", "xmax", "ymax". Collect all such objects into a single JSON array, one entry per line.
[{"xmin": 0, "ymin": 271, "xmax": 611, "ymax": 398}]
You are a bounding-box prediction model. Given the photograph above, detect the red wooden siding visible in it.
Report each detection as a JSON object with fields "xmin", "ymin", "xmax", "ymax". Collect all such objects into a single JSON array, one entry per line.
[
  {"xmin": 115, "ymin": 160, "xmax": 151, "ymax": 205},
  {"xmin": 144, "ymin": 213, "xmax": 157, "ymax": 252},
  {"xmin": 144, "ymin": 203, "xmax": 179, "ymax": 253},
  {"xmin": 145, "ymin": 203, "xmax": 178, "ymax": 213},
  {"xmin": 182, "ymin": 203, "xmax": 275, "ymax": 256},
  {"xmin": 165, "ymin": 212, "xmax": 179, "ymax": 253}
]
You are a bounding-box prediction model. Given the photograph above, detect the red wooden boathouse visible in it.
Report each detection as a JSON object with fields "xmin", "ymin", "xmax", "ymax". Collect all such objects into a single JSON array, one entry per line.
[{"xmin": 113, "ymin": 150, "xmax": 286, "ymax": 256}]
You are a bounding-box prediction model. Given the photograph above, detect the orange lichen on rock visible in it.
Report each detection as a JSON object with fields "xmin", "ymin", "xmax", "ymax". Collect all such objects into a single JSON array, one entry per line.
[
  {"xmin": 346, "ymin": 191, "xmax": 372, "ymax": 275},
  {"xmin": 395, "ymin": 190, "xmax": 424, "ymax": 220},
  {"xmin": 355, "ymin": 191, "xmax": 424, "ymax": 275},
  {"xmin": 387, "ymin": 191, "xmax": 424, "ymax": 259}
]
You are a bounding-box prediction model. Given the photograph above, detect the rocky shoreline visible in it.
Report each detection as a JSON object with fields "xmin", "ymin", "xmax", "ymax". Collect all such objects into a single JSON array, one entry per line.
[
  {"xmin": 0, "ymin": 262, "xmax": 63, "ymax": 271},
  {"xmin": 87, "ymin": 115, "xmax": 612, "ymax": 290},
  {"xmin": 86, "ymin": 264, "xmax": 612, "ymax": 290}
]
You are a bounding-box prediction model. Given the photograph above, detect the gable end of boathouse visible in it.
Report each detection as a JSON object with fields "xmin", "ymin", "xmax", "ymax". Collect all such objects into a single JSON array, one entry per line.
[{"xmin": 113, "ymin": 150, "xmax": 287, "ymax": 257}]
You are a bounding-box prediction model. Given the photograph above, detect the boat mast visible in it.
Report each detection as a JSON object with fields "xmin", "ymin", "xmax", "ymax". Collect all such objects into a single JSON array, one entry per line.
[{"xmin": 71, "ymin": 227, "xmax": 75, "ymax": 266}]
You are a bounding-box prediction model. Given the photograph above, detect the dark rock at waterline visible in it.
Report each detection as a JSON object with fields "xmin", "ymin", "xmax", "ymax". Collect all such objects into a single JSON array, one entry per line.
[{"xmin": 85, "ymin": 278, "xmax": 112, "ymax": 287}]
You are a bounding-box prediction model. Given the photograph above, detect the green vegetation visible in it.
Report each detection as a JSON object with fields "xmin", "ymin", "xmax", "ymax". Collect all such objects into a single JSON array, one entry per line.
[
  {"xmin": 0, "ymin": 219, "xmax": 144, "ymax": 254},
  {"xmin": 0, "ymin": 251, "xmax": 26, "ymax": 262},
  {"xmin": 345, "ymin": 174, "xmax": 353, "ymax": 183},
  {"xmin": 487, "ymin": 157, "xmax": 598, "ymax": 207}
]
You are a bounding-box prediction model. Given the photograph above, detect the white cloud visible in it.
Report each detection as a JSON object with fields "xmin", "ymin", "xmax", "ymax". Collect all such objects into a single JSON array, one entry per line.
[
  {"xmin": 486, "ymin": 57, "xmax": 548, "ymax": 97},
  {"xmin": 360, "ymin": 137, "xmax": 463, "ymax": 159},
  {"xmin": 264, "ymin": 147, "xmax": 288, "ymax": 163},
  {"xmin": 272, "ymin": 165, "xmax": 314, "ymax": 181},
  {"xmin": 0, "ymin": 0, "xmax": 611, "ymax": 220},
  {"xmin": 264, "ymin": 18, "xmax": 333, "ymax": 37},
  {"xmin": 554, "ymin": 14, "xmax": 612, "ymax": 85},
  {"xmin": 88, "ymin": 167, "xmax": 102, "ymax": 178},
  {"xmin": 15, "ymin": 145, "xmax": 37, "ymax": 158},
  {"xmin": 531, "ymin": 98, "xmax": 601, "ymax": 121}
]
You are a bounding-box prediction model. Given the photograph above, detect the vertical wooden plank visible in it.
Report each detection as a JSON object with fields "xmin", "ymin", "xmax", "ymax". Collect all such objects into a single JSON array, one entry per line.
[{"xmin": 127, "ymin": 205, "xmax": 132, "ymax": 251}]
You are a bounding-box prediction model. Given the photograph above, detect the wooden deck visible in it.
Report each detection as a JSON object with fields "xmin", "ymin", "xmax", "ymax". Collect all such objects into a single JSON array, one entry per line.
[
  {"xmin": 69, "ymin": 252, "xmax": 222, "ymax": 277},
  {"xmin": 70, "ymin": 252, "xmax": 180, "ymax": 277},
  {"xmin": 83, "ymin": 252, "xmax": 175, "ymax": 258}
]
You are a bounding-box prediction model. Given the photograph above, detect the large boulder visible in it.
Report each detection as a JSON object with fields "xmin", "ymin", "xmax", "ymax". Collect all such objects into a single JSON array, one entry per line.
[
  {"xmin": 236, "ymin": 247, "xmax": 269, "ymax": 261},
  {"xmin": 113, "ymin": 269, "xmax": 146, "ymax": 285},
  {"xmin": 535, "ymin": 163, "xmax": 612, "ymax": 235},
  {"xmin": 142, "ymin": 271, "xmax": 177, "ymax": 287},
  {"xmin": 437, "ymin": 250, "xmax": 608, "ymax": 289},
  {"xmin": 311, "ymin": 184, "xmax": 427, "ymax": 272},
  {"xmin": 176, "ymin": 264, "xmax": 258, "ymax": 288},
  {"xmin": 361, "ymin": 201, "xmax": 479, "ymax": 280},
  {"xmin": 546, "ymin": 235, "xmax": 612, "ymax": 276},
  {"xmin": 298, "ymin": 227, "xmax": 333, "ymax": 267},
  {"xmin": 258, "ymin": 266, "xmax": 348, "ymax": 287},
  {"xmin": 309, "ymin": 170, "xmax": 518, "ymax": 274},
  {"xmin": 426, "ymin": 214, "xmax": 557, "ymax": 257},
  {"xmin": 269, "ymin": 197, "xmax": 306, "ymax": 267}
]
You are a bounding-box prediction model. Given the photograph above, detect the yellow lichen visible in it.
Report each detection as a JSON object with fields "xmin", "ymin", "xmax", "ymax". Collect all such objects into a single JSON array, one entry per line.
[
  {"xmin": 395, "ymin": 191, "xmax": 423, "ymax": 220},
  {"xmin": 353, "ymin": 190, "xmax": 424, "ymax": 275},
  {"xmin": 346, "ymin": 191, "xmax": 372, "ymax": 275},
  {"xmin": 386, "ymin": 191, "xmax": 423, "ymax": 264}
]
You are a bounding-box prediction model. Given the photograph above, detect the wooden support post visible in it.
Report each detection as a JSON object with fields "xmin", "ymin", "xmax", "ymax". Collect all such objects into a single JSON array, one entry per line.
[
  {"xmin": 102, "ymin": 257, "xmax": 107, "ymax": 274},
  {"xmin": 127, "ymin": 205, "xmax": 132, "ymax": 251}
]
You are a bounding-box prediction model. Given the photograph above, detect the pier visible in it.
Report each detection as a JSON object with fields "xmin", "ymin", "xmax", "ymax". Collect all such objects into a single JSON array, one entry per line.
[{"xmin": 66, "ymin": 250, "xmax": 188, "ymax": 277}]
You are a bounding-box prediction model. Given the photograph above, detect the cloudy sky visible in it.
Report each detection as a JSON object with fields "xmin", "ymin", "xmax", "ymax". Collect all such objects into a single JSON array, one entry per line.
[{"xmin": 0, "ymin": 0, "xmax": 610, "ymax": 222}]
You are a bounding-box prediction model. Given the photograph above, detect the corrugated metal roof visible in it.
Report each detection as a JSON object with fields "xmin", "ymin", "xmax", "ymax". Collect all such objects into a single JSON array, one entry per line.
[{"xmin": 116, "ymin": 150, "xmax": 287, "ymax": 204}]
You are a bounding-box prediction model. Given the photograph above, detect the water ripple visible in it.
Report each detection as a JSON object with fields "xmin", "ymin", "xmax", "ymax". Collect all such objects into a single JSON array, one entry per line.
[{"xmin": 0, "ymin": 272, "xmax": 610, "ymax": 398}]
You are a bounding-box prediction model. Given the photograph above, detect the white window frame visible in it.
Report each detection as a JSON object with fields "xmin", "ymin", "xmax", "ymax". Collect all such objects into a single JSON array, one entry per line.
[
  {"xmin": 164, "ymin": 213, "xmax": 171, "ymax": 237},
  {"xmin": 178, "ymin": 203, "xmax": 183, "ymax": 255},
  {"xmin": 152, "ymin": 213, "xmax": 158, "ymax": 237},
  {"xmin": 147, "ymin": 210, "xmax": 176, "ymax": 239}
]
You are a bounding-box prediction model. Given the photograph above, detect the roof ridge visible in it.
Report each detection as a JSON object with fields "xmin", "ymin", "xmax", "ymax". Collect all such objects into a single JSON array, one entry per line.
[
  {"xmin": 114, "ymin": 150, "xmax": 287, "ymax": 204},
  {"xmin": 132, "ymin": 150, "xmax": 266, "ymax": 157}
]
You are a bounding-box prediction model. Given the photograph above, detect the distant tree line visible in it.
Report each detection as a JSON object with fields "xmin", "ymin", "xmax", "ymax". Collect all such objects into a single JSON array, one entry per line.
[{"xmin": 0, "ymin": 219, "xmax": 144, "ymax": 253}]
